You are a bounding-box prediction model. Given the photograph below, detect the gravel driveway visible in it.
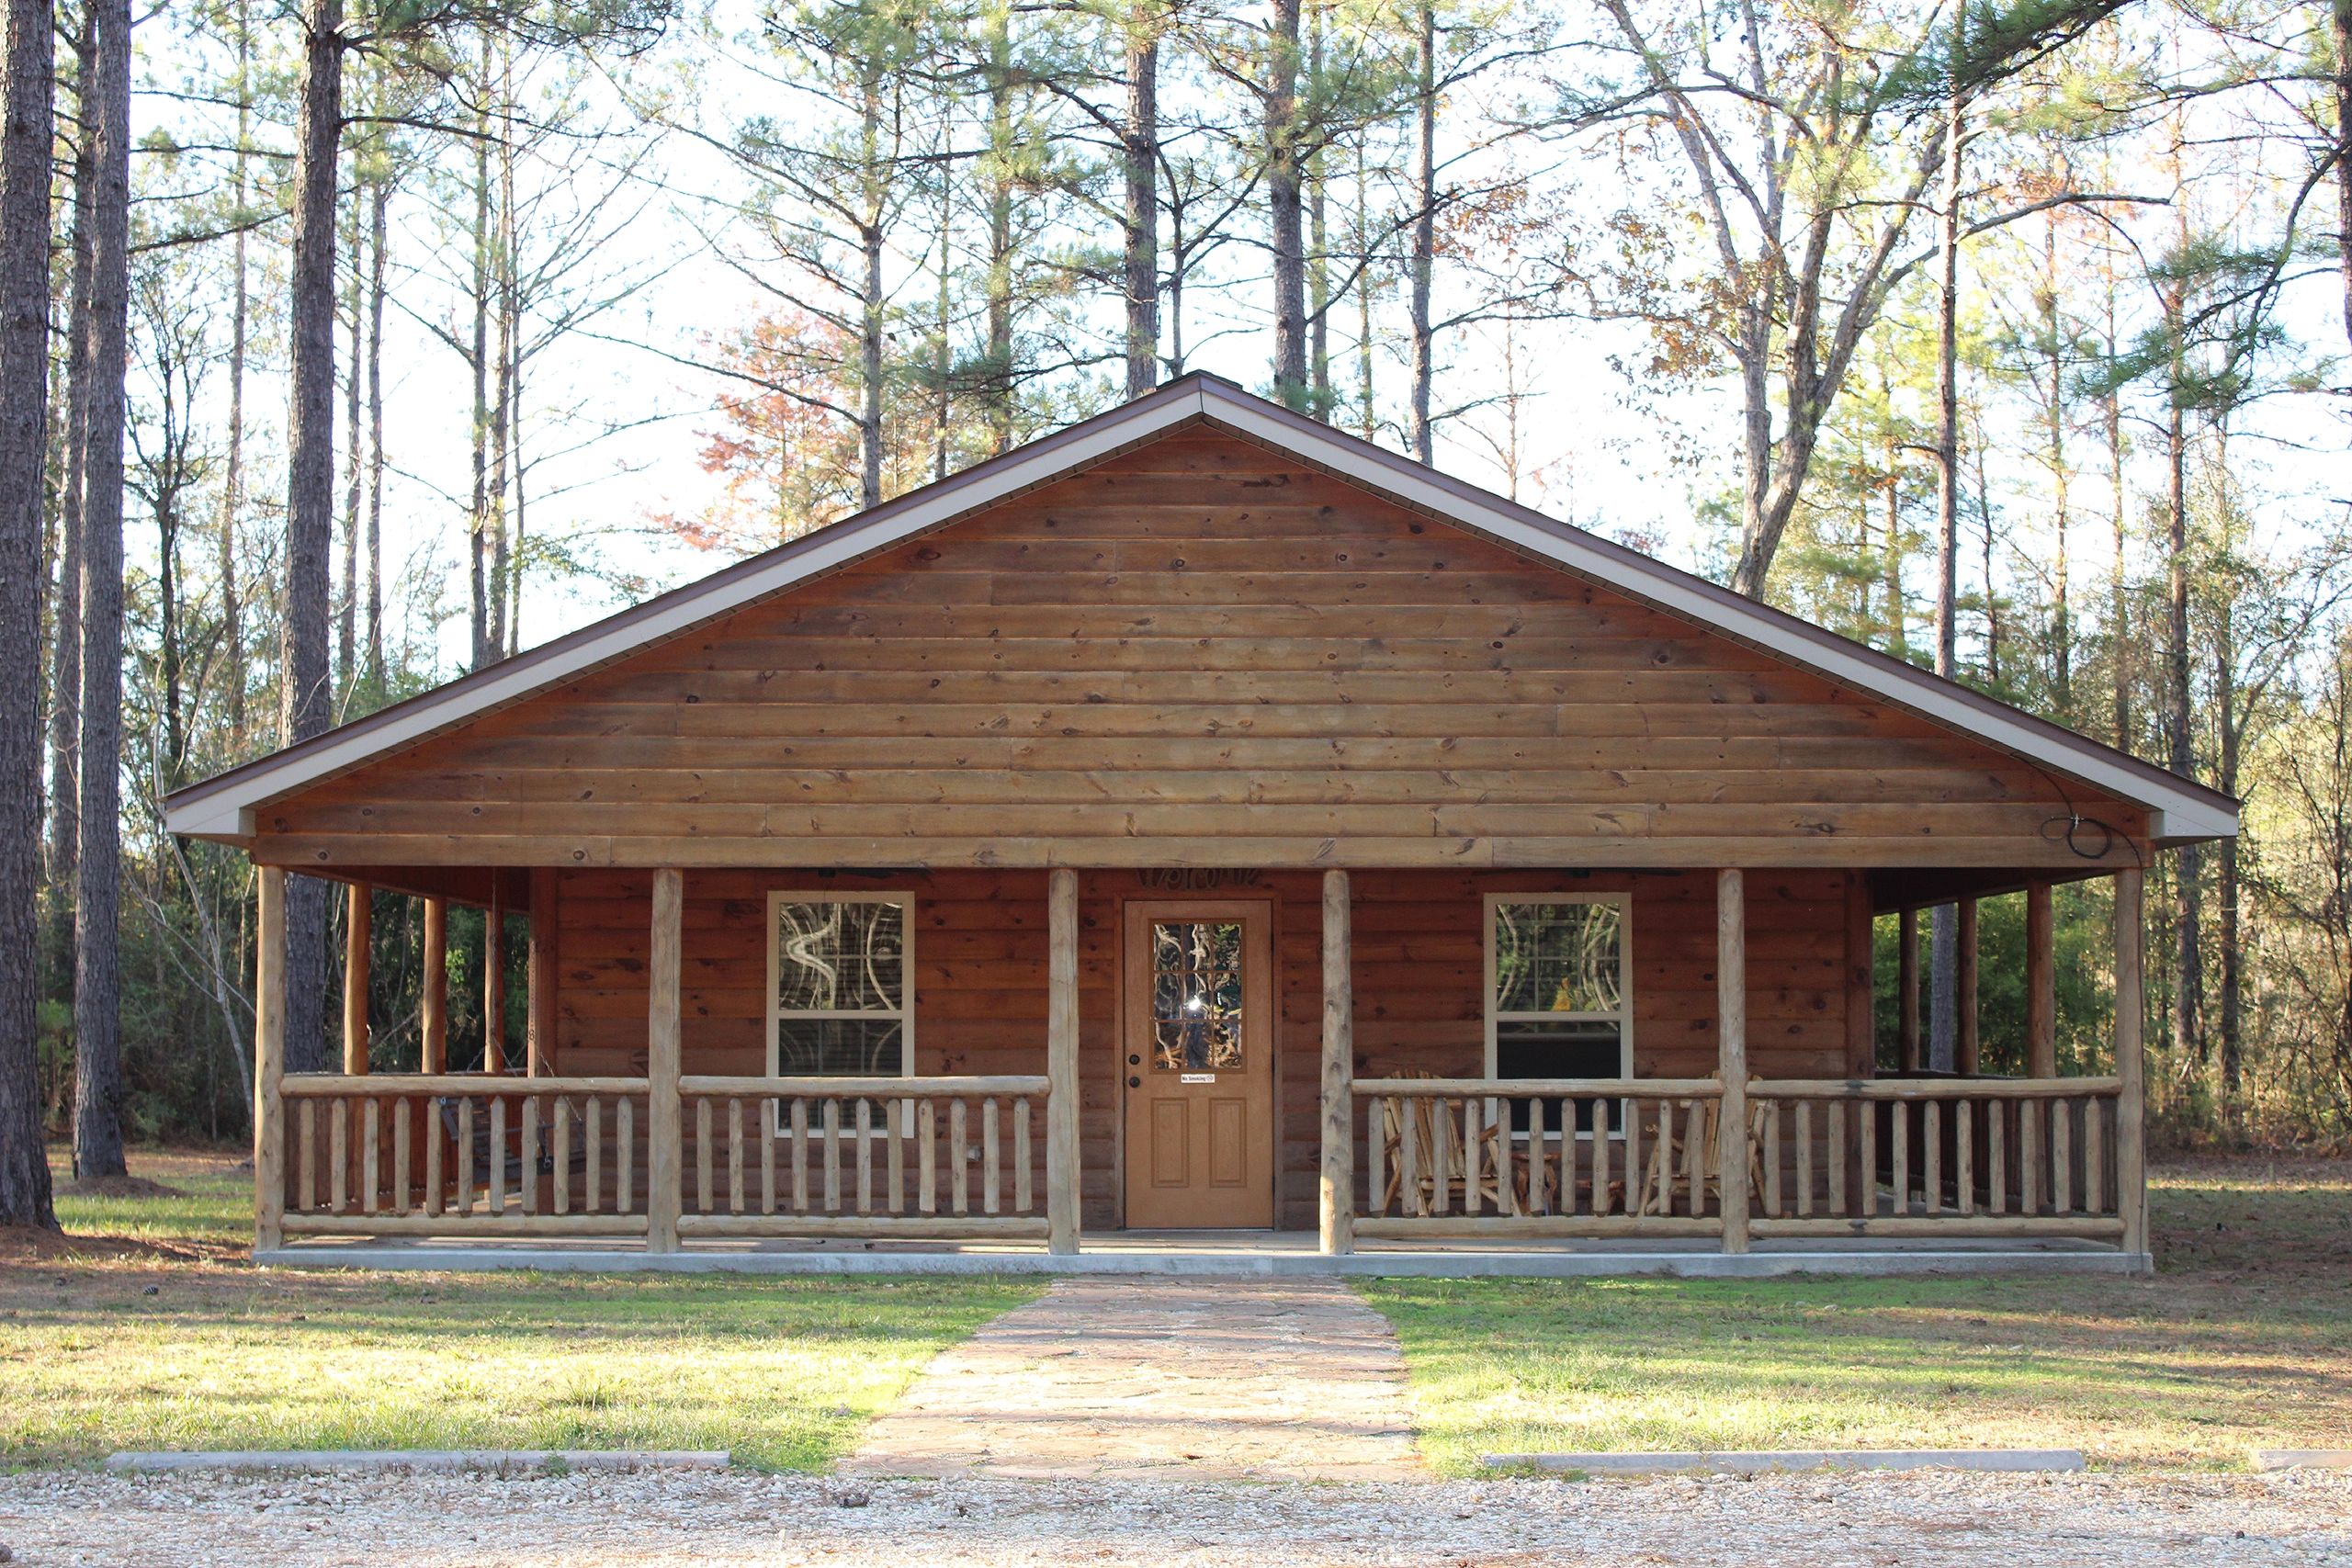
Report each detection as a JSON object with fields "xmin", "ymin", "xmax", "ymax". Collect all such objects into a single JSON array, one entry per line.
[{"xmin": 5, "ymin": 1467, "xmax": 2348, "ymax": 1566}]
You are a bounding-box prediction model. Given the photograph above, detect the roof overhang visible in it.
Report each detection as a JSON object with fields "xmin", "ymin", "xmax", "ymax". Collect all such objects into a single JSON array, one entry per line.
[{"xmin": 166, "ymin": 373, "xmax": 2238, "ymax": 848}]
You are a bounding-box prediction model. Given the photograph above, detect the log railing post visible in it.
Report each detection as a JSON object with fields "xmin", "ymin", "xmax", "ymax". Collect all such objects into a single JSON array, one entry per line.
[
  {"xmin": 1717, "ymin": 869, "xmax": 1750, "ymax": 1253},
  {"xmin": 1046, "ymin": 867, "xmax": 1080, "ymax": 1255},
  {"xmin": 1955, "ymin": 897, "xmax": 1980, "ymax": 1076},
  {"xmin": 1896, "ymin": 906, "xmax": 1920, "ymax": 1072},
  {"xmin": 1319, "ymin": 868, "xmax": 1353, "ymax": 1255},
  {"xmin": 342, "ymin": 882, "xmax": 371, "ymax": 1074},
  {"xmin": 2114, "ymin": 866, "xmax": 2147, "ymax": 1262},
  {"xmin": 254, "ymin": 868, "xmax": 288, "ymax": 1253},
  {"xmin": 2026, "ymin": 881, "xmax": 2056, "ymax": 1078},
  {"xmin": 646, "ymin": 867, "xmax": 684, "ymax": 1253},
  {"xmin": 421, "ymin": 897, "xmax": 447, "ymax": 1074}
]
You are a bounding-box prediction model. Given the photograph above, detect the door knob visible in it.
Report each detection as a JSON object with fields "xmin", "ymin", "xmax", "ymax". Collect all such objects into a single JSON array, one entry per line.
[{"xmin": 1128, "ymin": 1076, "xmax": 1141, "ymax": 1089}]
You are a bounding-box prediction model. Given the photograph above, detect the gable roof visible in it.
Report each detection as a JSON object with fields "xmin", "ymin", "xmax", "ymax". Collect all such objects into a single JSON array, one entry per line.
[{"xmin": 164, "ymin": 372, "xmax": 2237, "ymax": 846}]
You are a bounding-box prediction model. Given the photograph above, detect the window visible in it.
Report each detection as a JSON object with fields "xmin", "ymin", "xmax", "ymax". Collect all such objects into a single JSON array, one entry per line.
[
  {"xmin": 1148, "ymin": 920, "xmax": 1247, "ymax": 1071},
  {"xmin": 1485, "ymin": 896, "xmax": 1633, "ymax": 1089},
  {"xmin": 766, "ymin": 894, "xmax": 912, "ymax": 1079}
]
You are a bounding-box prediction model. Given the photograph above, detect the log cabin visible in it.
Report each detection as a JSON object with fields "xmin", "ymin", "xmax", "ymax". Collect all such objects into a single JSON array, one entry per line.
[{"xmin": 165, "ymin": 373, "xmax": 2235, "ymax": 1275}]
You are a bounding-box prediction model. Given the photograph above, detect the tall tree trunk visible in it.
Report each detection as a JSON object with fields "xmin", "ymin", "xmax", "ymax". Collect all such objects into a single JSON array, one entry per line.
[
  {"xmin": 71, "ymin": 0, "xmax": 130, "ymax": 1180},
  {"xmin": 466, "ymin": 32, "xmax": 492, "ymax": 671},
  {"xmin": 365, "ymin": 170, "xmax": 386, "ymax": 689},
  {"xmin": 2214, "ymin": 585, "xmax": 2242, "ymax": 1120},
  {"xmin": 1926, "ymin": 45, "xmax": 1965, "ymax": 1076},
  {"xmin": 0, "ymin": 0, "xmax": 59, "ymax": 1230},
  {"xmin": 219, "ymin": 0, "xmax": 249, "ymax": 744},
  {"xmin": 856, "ymin": 65, "xmax": 884, "ymax": 512},
  {"xmin": 1121, "ymin": 11, "xmax": 1158, "ymax": 399},
  {"xmin": 1265, "ymin": 0, "xmax": 1306, "ymax": 408},
  {"xmin": 280, "ymin": 0, "xmax": 345, "ymax": 1077},
  {"xmin": 46, "ymin": 3, "xmax": 95, "ymax": 987},
  {"xmin": 1306, "ymin": 6, "xmax": 1329, "ymax": 416},
  {"xmin": 1353, "ymin": 136, "xmax": 1374, "ymax": 439},
  {"xmin": 2336, "ymin": 0, "xmax": 2350, "ymax": 352},
  {"xmin": 337, "ymin": 178, "xmax": 361, "ymax": 700},
  {"xmin": 1408, "ymin": 0, "xmax": 1436, "ymax": 462},
  {"xmin": 983, "ymin": 1, "xmax": 1015, "ymax": 452},
  {"xmin": 488, "ymin": 37, "xmax": 514, "ymax": 659},
  {"xmin": 1879, "ymin": 366, "xmax": 1906, "ymax": 658},
  {"xmin": 2041, "ymin": 220, "xmax": 2072, "ymax": 720},
  {"xmin": 2164, "ymin": 284, "xmax": 2200, "ymax": 1068}
]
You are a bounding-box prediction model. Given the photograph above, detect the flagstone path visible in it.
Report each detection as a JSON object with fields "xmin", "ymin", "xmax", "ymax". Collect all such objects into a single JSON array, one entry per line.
[{"xmin": 841, "ymin": 1275, "xmax": 1425, "ymax": 1483}]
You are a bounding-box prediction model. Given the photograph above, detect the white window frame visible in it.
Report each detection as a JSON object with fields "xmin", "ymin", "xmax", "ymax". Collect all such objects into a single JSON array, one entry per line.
[
  {"xmin": 764, "ymin": 891, "xmax": 916, "ymax": 1084},
  {"xmin": 1482, "ymin": 892, "xmax": 1634, "ymax": 1089}
]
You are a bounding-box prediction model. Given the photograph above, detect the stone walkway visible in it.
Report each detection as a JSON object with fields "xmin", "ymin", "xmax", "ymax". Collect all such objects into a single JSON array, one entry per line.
[{"xmin": 842, "ymin": 1275, "xmax": 1424, "ymax": 1482}]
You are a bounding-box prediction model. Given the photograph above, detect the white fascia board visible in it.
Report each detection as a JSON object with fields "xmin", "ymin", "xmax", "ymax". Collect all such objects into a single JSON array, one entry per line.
[
  {"xmin": 1194, "ymin": 389, "xmax": 2238, "ymax": 842},
  {"xmin": 163, "ymin": 385, "xmax": 1214, "ymax": 839}
]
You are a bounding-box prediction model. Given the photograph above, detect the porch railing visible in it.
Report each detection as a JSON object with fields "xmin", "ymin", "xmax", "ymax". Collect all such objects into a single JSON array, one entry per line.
[
  {"xmin": 675, "ymin": 1075, "xmax": 1050, "ymax": 1240},
  {"xmin": 1348, "ymin": 1075, "xmax": 2128, "ymax": 1246}
]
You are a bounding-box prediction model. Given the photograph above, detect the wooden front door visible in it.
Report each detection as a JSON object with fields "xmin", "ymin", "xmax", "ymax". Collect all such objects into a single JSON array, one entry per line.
[{"xmin": 1120, "ymin": 898, "xmax": 1276, "ymax": 1228}]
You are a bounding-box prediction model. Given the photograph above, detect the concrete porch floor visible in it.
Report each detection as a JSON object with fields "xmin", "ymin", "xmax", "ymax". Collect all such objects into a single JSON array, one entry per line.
[{"xmin": 257, "ymin": 1228, "xmax": 2150, "ymax": 1278}]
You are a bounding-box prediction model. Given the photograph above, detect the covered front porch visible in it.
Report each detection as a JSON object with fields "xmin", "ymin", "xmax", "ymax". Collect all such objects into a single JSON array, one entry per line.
[{"xmin": 248, "ymin": 858, "xmax": 2153, "ymax": 1275}]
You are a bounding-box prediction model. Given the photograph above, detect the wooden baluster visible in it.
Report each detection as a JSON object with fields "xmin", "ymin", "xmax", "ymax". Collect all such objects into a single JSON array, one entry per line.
[
  {"xmin": 917, "ymin": 1098, "xmax": 937, "ymax": 1214},
  {"xmin": 1826, "ymin": 1099, "xmax": 1845, "ymax": 1216},
  {"xmin": 2020, "ymin": 1099, "xmax": 2042, "ymax": 1215},
  {"xmin": 456, "ymin": 1096, "xmax": 475, "ymax": 1214},
  {"xmin": 948, "ymin": 1099, "xmax": 968, "ymax": 1215},
  {"xmin": 790, "ymin": 1099, "xmax": 810, "ymax": 1213},
  {"xmin": 1955, "ymin": 1100, "xmax": 1973, "ymax": 1215},
  {"xmin": 1399, "ymin": 1096, "xmax": 1421, "ymax": 1218},
  {"xmin": 1364, "ymin": 1098, "xmax": 1385, "ymax": 1218},
  {"xmin": 2084, "ymin": 1094, "xmax": 2106, "ymax": 1215},
  {"xmin": 1923, "ymin": 1098, "xmax": 1941, "ymax": 1215},
  {"xmin": 856, "ymin": 1099, "xmax": 875, "ymax": 1215},
  {"xmin": 298, "ymin": 1100, "xmax": 318, "ymax": 1214},
  {"xmin": 488, "ymin": 1097, "xmax": 506, "ymax": 1214},
  {"xmin": 1625, "ymin": 1098, "xmax": 1646, "ymax": 1215},
  {"xmin": 760, "ymin": 1099, "xmax": 776, "ymax": 1215},
  {"xmin": 727, "ymin": 1098, "xmax": 745, "ymax": 1215},
  {"xmin": 1683, "ymin": 1099, "xmax": 1705, "ymax": 1217},
  {"xmin": 1794, "ymin": 1100, "xmax": 1813, "ymax": 1217},
  {"xmin": 521, "ymin": 1097, "xmax": 539, "ymax": 1214},
  {"xmin": 1858, "ymin": 1099, "xmax": 1876, "ymax": 1219},
  {"xmin": 1652, "ymin": 1100, "xmax": 1674, "ymax": 1217},
  {"xmin": 1527, "ymin": 1097, "xmax": 1548, "ymax": 1216},
  {"xmin": 554, "ymin": 1099, "xmax": 572, "ymax": 1215},
  {"xmin": 1014, "ymin": 1098, "xmax": 1034, "ymax": 1214},
  {"xmin": 981, "ymin": 1098, "xmax": 1001, "ymax": 1216},
  {"xmin": 1430, "ymin": 1100, "xmax": 1452, "ymax": 1216},
  {"xmin": 1591, "ymin": 1097, "xmax": 1611, "ymax": 1216},
  {"xmin": 1989, "ymin": 1099, "xmax": 2007, "ymax": 1213},
  {"xmin": 1763, "ymin": 1100, "xmax": 1781, "ymax": 1218},
  {"xmin": 360, "ymin": 1099, "xmax": 380, "ymax": 1214},
  {"xmin": 822, "ymin": 1099, "xmax": 842, "ymax": 1213},
  {"xmin": 1461, "ymin": 1096, "xmax": 1481, "ymax": 1216},
  {"xmin": 695, "ymin": 1097, "xmax": 712, "ymax": 1215},
  {"xmin": 1889, "ymin": 1100, "xmax": 1907, "ymax": 1218},
  {"xmin": 1493, "ymin": 1098, "xmax": 1518, "ymax": 1217},
  {"xmin": 888, "ymin": 1099, "xmax": 908, "ymax": 1214},
  {"xmin": 392, "ymin": 1098, "xmax": 412, "ymax": 1216},
  {"xmin": 586, "ymin": 1098, "xmax": 603, "ymax": 1214},
  {"xmin": 424, "ymin": 1100, "xmax": 443, "ymax": 1217},
  {"xmin": 325, "ymin": 1099, "xmax": 346, "ymax": 1214},
  {"xmin": 2052, "ymin": 1097, "xmax": 2074, "ymax": 1214},
  {"xmin": 616, "ymin": 1097, "xmax": 634, "ymax": 1214}
]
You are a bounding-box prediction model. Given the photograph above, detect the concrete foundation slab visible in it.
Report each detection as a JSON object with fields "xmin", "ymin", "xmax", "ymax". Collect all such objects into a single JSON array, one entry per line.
[{"xmin": 1484, "ymin": 1449, "xmax": 2088, "ymax": 1476}]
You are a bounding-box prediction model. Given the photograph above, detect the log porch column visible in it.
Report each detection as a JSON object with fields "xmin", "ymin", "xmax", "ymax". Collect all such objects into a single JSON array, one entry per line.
[
  {"xmin": 254, "ymin": 867, "xmax": 288, "ymax": 1253},
  {"xmin": 342, "ymin": 883, "xmax": 370, "ymax": 1074},
  {"xmin": 1046, "ymin": 867, "xmax": 1080, "ymax": 1255},
  {"xmin": 1955, "ymin": 897, "xmax": 1980, "ymax": 1076},
  {"xmin": 1716, "ymin": 869, "xmax": 1750, "ymax": 1254},
  {"xmin": 646, "ymin": 867, "xmax": 684, "ymax": 1253},
  {"xmin": 420, "ymin": 897, "xmax": 448, "ymax": 1074},
  {"xmin": 2115, "ymin": 866, "xmax": 2148, "ymax": 1262},
  {"xmin": 1318, "ymin": 868, "xmax": 1353, "ymax": 1256},
  {"xmin": 526, "ymin": 868, "xmax": 559, "ymax": 1077},
  {"xmin": 1896, "ymin": 906, "xmax": 1920, "ymax": 1072},
  {"xmin": 484, "ymin": 879, "xmax": 507, "ymax": 1074},
  {"xmin": 2025, "ymin": 881, "xmax": 2056, "ymax": 1077}
]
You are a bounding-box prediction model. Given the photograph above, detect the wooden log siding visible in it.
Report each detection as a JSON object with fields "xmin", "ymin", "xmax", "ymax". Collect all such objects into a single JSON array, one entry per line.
[
  {"xmin": 533, "ymin": 865, "xmax": 1862, "ymax": 1233},
  {"xmin": 249, "ymin": 433, "xmax": 2143, "ymax": 873}
]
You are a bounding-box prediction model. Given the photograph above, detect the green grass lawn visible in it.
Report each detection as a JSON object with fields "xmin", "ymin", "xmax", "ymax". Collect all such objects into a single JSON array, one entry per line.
[
  {"xmin": 1361, "ymin": 1157, "xmax": 2352, "ymax": 1473},
  {"xmin": 5, "ymin": 1147, "xmax": 1038, "ymax": 1471}
]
